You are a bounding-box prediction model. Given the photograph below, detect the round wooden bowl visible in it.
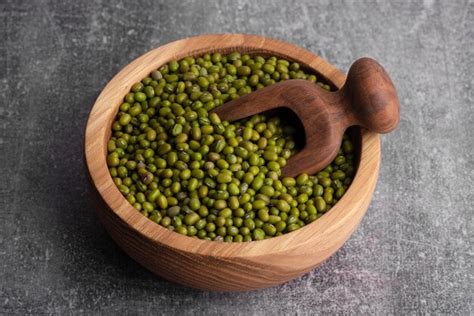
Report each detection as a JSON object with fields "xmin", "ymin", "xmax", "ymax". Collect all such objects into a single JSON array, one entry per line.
[{"xmin": 85, "ymin": 34, "xmax": 381, "ymax": 291}]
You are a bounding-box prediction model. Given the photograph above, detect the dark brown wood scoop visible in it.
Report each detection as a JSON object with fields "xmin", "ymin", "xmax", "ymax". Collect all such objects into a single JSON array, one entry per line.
[{"xmin": 212, "ymin": 57, "xmax": 400, "ymax": 177}]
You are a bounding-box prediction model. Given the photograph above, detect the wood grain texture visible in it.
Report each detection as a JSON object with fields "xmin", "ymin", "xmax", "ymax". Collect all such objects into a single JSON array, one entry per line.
[
  {"xmin": 84, "ymin": 34, "xmax": 381, "ymax": 291},
  {"xmin": 213, "ymin": 58, "xmax": 399, "ymax": 177}
]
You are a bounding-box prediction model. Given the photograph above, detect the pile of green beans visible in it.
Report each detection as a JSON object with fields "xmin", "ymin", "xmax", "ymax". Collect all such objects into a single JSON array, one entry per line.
[{"xmin": 107, "ymin": 52, "xmax": 356, "ymax": 242}]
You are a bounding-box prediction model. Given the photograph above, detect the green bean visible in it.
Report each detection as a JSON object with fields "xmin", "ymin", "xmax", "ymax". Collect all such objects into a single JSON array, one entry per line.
[{"xmin": 108, "ymin": 52, "xmax": 355, "ymax": 242}]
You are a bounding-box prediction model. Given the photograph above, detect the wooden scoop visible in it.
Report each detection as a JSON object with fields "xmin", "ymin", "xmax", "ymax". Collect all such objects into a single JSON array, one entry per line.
[{"xmin": 212, "ymin": 57, "xmax": 400, "ymax": 177}]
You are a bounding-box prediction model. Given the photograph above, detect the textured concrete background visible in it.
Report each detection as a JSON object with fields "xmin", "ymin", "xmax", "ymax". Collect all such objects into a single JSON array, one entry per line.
[{"xmin": 1, "ymin": 0, "xmax": 473, "ymax": 314}]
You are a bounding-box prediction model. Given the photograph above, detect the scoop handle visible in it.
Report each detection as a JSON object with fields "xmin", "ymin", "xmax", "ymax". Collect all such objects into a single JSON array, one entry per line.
[
  {"xmin": 339, "ymin": 57, "xmax": 400, "ymax": 133},
  {"xmin": 278, "ymin": 58, "xmax": 400, "ymax": 176}
]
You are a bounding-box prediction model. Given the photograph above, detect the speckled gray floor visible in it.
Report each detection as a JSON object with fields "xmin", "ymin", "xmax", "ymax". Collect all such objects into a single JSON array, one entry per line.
[{"xmin": 1, "ymin": 0, "xmax": 473, "ymax": 314}]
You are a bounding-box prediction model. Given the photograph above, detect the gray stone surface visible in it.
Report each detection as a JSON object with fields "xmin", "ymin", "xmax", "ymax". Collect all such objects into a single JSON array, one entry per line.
[{"xmin": 1, "ymin": 0, "xmax": 473, "ymax": 314}]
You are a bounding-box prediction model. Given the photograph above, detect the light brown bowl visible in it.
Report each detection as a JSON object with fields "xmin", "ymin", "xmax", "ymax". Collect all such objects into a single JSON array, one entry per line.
[{"xmin": 85, "ymin": 34, "xmax": 381, "ymax": 291}]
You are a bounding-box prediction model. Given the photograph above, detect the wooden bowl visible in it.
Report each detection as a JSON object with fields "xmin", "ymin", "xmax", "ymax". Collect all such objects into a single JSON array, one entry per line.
[{"xmin": 85, "ymin": 34, "xmax": 381, "ymax": 291}]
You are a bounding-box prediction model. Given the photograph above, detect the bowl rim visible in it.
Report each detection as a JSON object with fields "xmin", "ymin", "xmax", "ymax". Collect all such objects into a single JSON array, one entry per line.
[{"xmin": 85, "ymin": 33, "xmax": 380, "ymax": 259}]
